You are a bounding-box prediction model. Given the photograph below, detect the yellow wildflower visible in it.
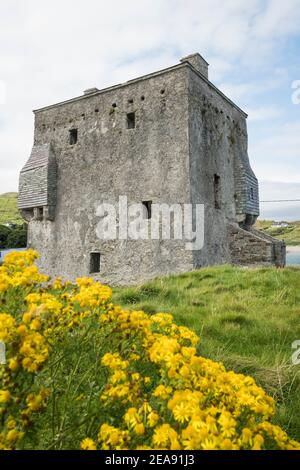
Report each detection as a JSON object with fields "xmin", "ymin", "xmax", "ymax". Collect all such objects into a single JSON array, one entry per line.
[
  {"xmin": 81, "ymin": 438, "xmax": 97, "ymax": 450},
  {"xmin": 0, "ymin": 390, "xmax": 11, "ymax": 403}
]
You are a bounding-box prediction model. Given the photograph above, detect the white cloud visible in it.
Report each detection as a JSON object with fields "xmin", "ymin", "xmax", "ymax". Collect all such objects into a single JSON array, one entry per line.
[
  {"xmin": 260, "ymin": 180, "xmax": 300, "ymax": 200},
  {"xmin": 259, "ymin": 180, "xmax": 300, "ymax": 220},
  {"xmin": 250, "ymin": 121, "xmax": 300, "ymax": 183},
  {"xmin": 259, "ymin": 202, "xmax": 300, "ymax": 220},
  {"xmin": 0, "ymin": 0, "xmax": 300, "ymax": 192},
  {"xmin": 0, "ymin": 81, "xmax": 7, "ymax": 105},
  {"xmin": 252, "ymin": 121, "xmax": 300, "ymax": 159},
  {"xmin": 218, "ymin": 70, "xmax": 288, "ymax": 104},
  {"xmin": 218, "ymin": 82, "xmax": 259, "ymax": 102},
  {"xmin": 254, "ymin": 0, "xmax": 300, "ymax": 38},
  {"xmin": 208, "ymin": 57, "xmax": 234, "ymax": 82},
  {"xmin": 246, "ymin": 106, "xmax": 282, "ymax": 121}
]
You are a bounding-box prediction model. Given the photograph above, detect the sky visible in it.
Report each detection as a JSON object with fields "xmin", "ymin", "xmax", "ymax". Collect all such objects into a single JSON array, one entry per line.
[{"xmin": 0, "ymin": 0, "xmax": 300, "ymax": 220}]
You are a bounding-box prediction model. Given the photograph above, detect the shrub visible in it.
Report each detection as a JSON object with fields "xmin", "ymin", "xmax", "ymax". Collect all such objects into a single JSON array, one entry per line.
[
  {"xmin": 0, "ymin": 251, "xmax": 299, "ymax": 450},
  {"xmin": 6, "ymin": 225, "xmax": 27, "ymax": 248},
  {"xmin": 0, "ymin": 225, "xmax": 11, "ymax": 249},
  {"xmin": 0, "ymin": 224, "xmax": 27, "ymax": 249}
]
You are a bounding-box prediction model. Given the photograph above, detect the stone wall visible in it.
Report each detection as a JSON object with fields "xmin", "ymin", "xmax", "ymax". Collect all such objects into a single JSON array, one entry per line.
[
  {"xmin": 228, "ymin": 223, "xmax": 286, "ymax": 267},
  {"xmin": 250, "ymin": 227, "xmax": 286, "ymax": 267},
  {"xmin": 187, "ymin": 63, "xmax": 260, "ymax": 268},
  {"xmin": 25, "ymin": 65, "xmax": 195, "ymax": 284}
]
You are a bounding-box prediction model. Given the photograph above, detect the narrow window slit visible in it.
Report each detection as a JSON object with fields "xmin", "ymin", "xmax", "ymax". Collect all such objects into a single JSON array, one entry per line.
[
  {"xmin": 142, "ymin": 201, "xmax": 152, "ymax": 219},
  {"xmin": 127, "ymin": 112, "xmax": 136, "ymax": 129},
  {"xmin": 69, "ymin": 129, "xmax": 78, "ymax": 145},
  {"xmin": 214, "ymin": 174, "xmax": 221, "ymax": 209},
  {"xmin": 90, "ymin": 253, "xmax": 101, "ymax": 273}
]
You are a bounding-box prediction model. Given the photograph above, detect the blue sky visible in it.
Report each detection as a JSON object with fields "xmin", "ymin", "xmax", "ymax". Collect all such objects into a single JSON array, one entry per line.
[{"xmin": 0, "ymin": 0, "xmax": 300, "ymax": 220}]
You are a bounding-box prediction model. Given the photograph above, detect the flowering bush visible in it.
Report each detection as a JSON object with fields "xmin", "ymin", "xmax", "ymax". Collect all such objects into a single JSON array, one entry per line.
[{"xmin": 0, "ymin": 250, "xmax": 299, "ymax": 450}]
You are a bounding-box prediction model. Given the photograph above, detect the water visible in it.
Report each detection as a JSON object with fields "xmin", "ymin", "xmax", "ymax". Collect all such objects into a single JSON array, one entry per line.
[{"xmin": 286, "ymin": 249, "xmax": 300, "ymax": 266}]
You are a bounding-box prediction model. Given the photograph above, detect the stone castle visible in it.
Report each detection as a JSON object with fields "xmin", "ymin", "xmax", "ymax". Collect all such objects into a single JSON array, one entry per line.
[{"xmin": 18, "ymin": 53, "xmax": 285, "ymax": 285}]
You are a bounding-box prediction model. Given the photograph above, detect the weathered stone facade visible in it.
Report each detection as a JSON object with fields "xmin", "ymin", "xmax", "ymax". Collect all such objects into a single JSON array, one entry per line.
[{"xmin": 18, "ymin": 53, "xmax": 285, "ymax": 285}]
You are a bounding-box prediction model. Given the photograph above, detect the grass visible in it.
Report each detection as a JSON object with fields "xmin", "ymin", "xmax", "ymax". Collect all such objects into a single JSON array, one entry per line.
[
  {"xmin": 112, "ymin": 265, "xmax": 300, "ymax": 440},
  {"xmin": 256, "ymin": 219, "xmax": 300, "ymax": 246},
  {"xmin": 0, "ymin": 192, "xmax": 23, "ymax": 225}
]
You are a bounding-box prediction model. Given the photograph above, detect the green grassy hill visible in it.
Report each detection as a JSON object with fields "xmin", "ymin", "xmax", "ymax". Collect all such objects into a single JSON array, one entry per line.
[
  {"xmin": 0, "ymin": 192, "xmax": 23, "ymax": 225},
  {"xmin": 113, "ymin": 265, "xmax": 300, "ymax": 439},
  {"xmin": 256, "ymin": 220, "xmax": 300, "ymax": 246}
]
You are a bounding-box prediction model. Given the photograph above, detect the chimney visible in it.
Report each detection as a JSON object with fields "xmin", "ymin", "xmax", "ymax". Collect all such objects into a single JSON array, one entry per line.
[
  {"xmin": 180, "ymin": 53, "xmax": 209, "ymax": 79},
  {"xmin": 83, "ymin": 87, "xmax": 99, "ymax": 95}
]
